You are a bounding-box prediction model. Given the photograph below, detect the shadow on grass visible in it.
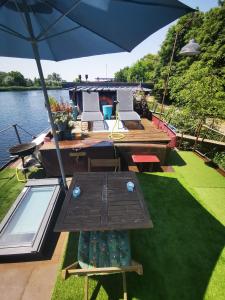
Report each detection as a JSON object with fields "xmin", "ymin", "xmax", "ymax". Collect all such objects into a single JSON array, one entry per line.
[
  {"xmin": 60, "ymin": 174, "xmax": 225, "ymax": 300},
  {"xmin": 28, "ymin": 167, "xmax": 46, "ymax": 179},
  {"xmin": 168, "ymin": 150, "xmax": 186, "ymax": 166}
]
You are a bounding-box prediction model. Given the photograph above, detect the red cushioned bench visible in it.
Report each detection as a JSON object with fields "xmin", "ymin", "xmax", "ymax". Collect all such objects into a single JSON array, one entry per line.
[{"xmin": 132, "ymin": 154, "xmax": 160, "ymax": 172}]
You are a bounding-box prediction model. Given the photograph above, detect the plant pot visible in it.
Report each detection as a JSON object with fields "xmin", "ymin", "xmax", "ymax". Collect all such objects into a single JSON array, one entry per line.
[
  {"xmin": 57, "ymin": 122, "xmax": 67, "ymax": 132},
  {"xmin": 63, "ymin": 129, "xmax": 73, "ymax": 140}
]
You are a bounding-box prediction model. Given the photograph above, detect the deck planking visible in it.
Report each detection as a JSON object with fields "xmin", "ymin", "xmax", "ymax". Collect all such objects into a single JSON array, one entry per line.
[{"xmin": 41, "ymin": 119, "xmax": 171, "ymax": 150}]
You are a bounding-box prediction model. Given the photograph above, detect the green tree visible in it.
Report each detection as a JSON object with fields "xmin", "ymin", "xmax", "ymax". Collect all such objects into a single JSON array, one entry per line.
[
  {"xmin": 7, "ymin": 71, "xmax": 27, "ymax": 86},
  {"xmin": 114, "ymin": 54, "xmax": 158, "ymax": 82},
  {"xmin": 46, "ymin": 73, "xmax": 62, "ymax": 86},
  {"xmin": 33, "ymin": 77, "xmax": 41, "ymax": 86},
  {"xmin": 2, "ymin": 75, "xmax": 14, "ymax": 86},
  {"xmin": 128, "ymin": 54, "xmax": 158, "ymax": 82},
  {"xmin": 169, "ymin": 61, "xmax": 225, "ymax": 121},
  {"xmin": 114, "ymin": 67, "xmax": 130, "ymax": 82},
  {"xmin": 0, "ymin": 72, "xmax": 7, "ymax": 86}
]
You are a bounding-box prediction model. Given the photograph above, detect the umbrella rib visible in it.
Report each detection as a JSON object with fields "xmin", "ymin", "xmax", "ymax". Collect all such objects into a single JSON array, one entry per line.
[
  {"xmin": 36, "ymin": 0, "xmax": 82, "ymax": 40},
  {"xmin": 0, "ymin": 0, "xmax": 10, "ymax": 8},
  {"xmin": 0, "ymin": 23, "xmax": 28, "ymax": 40},
  {"xmin": 115, "ymin": 0, "xmax": 193, "ymax": 11},
  {"xmin": 44, "ymin": 0, "xmax": 130, "ymax": 52},
  {"xmin": 14, "ymin": 0, "xmax": 28, "ymax": 26},
  {"xmin": 38, "ymin": 25, "xmax": 81, "ymax": 42},
  {"xmin": 32, "ymin": 11, "xmax": 57, "ymax": 61}
]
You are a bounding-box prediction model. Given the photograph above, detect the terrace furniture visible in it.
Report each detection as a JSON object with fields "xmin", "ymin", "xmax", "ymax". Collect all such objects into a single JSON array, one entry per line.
[
  {"xmin": 55, "ymin": 171, "xmax": 152, "ymax": 300},
  {"xmin": 9, "ymin": 142, "xmax": 37, "ymax": 182},
  {"xmin": 64, "ymin": 230, "xmax": 142, "ymax": 300},
  {"xmin": 81, "ymin": 92, "xmax": 103, "ymax": 122},
  {"xmin": 132, "ymin": 154, "xmax": 160, "ymax": 172},
  {"xmin": 117, "ymin": 90, "xmax": 141, "ymax": 122},
  {"xmin": 88, "ymin": 157, "xmax": 121, "ymax": 171},
  {"xmin": 55, "ymin": 171, "xmax": 152, "ymax": 232}
]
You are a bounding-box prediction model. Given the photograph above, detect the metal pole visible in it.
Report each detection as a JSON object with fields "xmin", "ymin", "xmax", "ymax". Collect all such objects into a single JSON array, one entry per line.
[
  {"xmin": 22, "ymin": 3, "xmax": 67, "ymax": 190},
  {"xmin": 12, "ymin": 124, "xmax": 22, "ymax": 144},
  {"xmin": 158, "ymin": 31, "xmax": 178, "ymax": 127},
  {"xmin": 32, "ymin": 41, "xmax": 68, "ymax": 190}
]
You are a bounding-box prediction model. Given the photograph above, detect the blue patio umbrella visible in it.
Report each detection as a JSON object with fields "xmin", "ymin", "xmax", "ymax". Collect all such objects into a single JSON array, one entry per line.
[{"xmin": 0, "ymin": 0, "xmax": 194, "ymax": 189}]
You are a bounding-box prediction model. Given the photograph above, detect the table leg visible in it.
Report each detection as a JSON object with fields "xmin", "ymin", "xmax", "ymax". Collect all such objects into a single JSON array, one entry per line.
[
  {"xmin": 148, "ymin": 162, "xmax": 154, "ymax": 172},
  {"xmin": 122, "ymin": 272, "xmax": 127, "ymax": 300},
  {"xmin": 84, "ymin": 275, "xmax": 88, "ymax": 300}
]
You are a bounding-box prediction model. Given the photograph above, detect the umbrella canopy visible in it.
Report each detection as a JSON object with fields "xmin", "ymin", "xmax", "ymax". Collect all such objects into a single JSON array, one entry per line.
[
  {"xmin": 0, "ymin": 0, "xmax": 194, "ymax": 189},
  {"xmin": 0, "ymin": 0, "xmax": 194, "ymax": 60}
]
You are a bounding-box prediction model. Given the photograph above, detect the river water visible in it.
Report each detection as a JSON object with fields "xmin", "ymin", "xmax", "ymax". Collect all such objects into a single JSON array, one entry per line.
[{"xmin": 0, "ymin": 89, "xmax": 70, "ymax": 168}]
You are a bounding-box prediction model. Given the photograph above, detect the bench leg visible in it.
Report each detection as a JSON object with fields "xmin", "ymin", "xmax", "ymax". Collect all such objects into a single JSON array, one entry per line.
[
  {"xmin": 122, "ymin": 272, "xmax": 127, "ymax": 300},
  {"xmin": 84, "ymin": 275, "xmax": 88, "ymax": 300}
]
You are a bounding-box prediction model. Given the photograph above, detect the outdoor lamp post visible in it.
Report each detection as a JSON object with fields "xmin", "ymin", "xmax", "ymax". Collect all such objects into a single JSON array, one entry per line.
[{"xmin": 158, "ymin": 36, "xmax": 200, "ymax": 125}]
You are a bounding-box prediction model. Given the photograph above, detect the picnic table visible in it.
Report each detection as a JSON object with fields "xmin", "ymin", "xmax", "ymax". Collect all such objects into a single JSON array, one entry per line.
[
  {"xmin": 54, "ymin": 171, "xmax": 153, "ymax": 300},
  {"xmin": 54, "ymin": 171, "xmax": 153, "ymax": 232}
]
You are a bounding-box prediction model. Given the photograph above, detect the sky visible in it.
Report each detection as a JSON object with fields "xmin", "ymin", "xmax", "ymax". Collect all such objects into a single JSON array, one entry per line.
[{"xmin": 0, "ymin": 0, "xmax": 218, "ymax": 81}]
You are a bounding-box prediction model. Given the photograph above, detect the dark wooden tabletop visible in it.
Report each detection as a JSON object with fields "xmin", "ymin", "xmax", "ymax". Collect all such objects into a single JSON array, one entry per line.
[{"xmin": 54, "ymin": 172, "xmax": 153, "ymax": 232}]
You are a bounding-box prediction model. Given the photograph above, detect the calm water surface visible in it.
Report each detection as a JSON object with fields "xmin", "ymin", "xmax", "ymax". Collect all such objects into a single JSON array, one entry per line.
[{"xmin": 0, "ymin": 90, "xmax": 69, "ymax": 167}]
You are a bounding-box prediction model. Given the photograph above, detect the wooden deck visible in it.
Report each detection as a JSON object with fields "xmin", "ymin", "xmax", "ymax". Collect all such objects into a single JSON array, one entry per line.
[
  {"xmin": 39, "ymin": 119, "xmax": 173, "ymax": 176},
  {"xmin": 41, "ymin": 119, "xmax": 171, "ymax": 151}
]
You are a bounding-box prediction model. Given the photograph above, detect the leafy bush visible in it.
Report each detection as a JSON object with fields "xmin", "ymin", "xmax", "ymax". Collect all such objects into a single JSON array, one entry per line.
[{"xmin": 213, "ymin": 152, "xmax": 225, "ymax": 169}]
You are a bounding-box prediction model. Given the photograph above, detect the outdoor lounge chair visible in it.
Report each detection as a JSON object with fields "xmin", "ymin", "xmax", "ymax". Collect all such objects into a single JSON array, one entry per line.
[
  {"xmin": 81, "ymin": 92, "xmax": 103, "ymax": 122},
  {"xmin": 62, "ymin": 231, "xmax": 143, "ymax": 300},
  {"xmin": 117, "ymin": 90, "xmax": 140, "ymax": 121}
]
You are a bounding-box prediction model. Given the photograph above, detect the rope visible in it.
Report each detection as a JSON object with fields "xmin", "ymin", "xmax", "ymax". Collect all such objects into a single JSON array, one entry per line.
[
  {"xmin": 108, "ymin": 104, "xmax": 125, "ymax": 141},
  {"xmin": 16, "ymin": 168, "xmax": 27, "ymax": 182}
]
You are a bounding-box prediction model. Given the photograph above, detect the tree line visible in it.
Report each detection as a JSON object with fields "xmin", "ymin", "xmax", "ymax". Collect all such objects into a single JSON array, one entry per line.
[
  {"xmin": 0, "ymin": 71, "xmax": 64, "ymax": 88},
  {"xmin": 114, "ymin": 1, "xmax": 225, "ymax": 122}
]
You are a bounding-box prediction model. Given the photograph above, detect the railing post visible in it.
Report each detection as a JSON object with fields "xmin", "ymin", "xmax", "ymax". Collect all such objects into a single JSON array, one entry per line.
[{"xmin": 12, "ymin": 124, "xmax": 22, "ymax": 144}]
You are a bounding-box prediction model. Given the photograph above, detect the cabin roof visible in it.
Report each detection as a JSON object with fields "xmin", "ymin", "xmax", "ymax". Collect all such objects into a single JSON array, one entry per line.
[{"xmin": 67, "ymin": 81, "xmax": 152, "ymax": 92}]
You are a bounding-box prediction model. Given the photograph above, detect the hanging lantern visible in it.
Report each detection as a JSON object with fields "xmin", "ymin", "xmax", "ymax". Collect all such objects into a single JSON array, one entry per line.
[{"xmin": 180, "ymin": 39, "xmax": 200, "ymax": 56}]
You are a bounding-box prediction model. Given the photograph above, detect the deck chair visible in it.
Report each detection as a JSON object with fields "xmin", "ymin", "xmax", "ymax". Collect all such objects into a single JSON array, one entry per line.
[
  {"xmin": 81, "ymin": 92, "xmax": 103, "ymax": 122},
  {"xmin": 117, "ymin": 90, "xmax": 140, "ymax": 121},
  {"xmin": 88, "ymin": 157, "xmax": 121, "ymax": 172},
  {"xmin": 62, "ymin": 231, "xmax": 143, "ymax": 300}
]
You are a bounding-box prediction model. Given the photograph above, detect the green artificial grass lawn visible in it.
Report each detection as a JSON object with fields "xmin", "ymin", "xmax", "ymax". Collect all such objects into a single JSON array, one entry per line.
[
  {"xmin": 0, "ymin": 167, "xmax": 45, "ymax": 222},
  {"xmin": 52, "ymin": 150, "xmax": 225, "ymax": 300},
  {"xmin": 0, "ymin": 168, "xmax": 25, "ymax": 222}
]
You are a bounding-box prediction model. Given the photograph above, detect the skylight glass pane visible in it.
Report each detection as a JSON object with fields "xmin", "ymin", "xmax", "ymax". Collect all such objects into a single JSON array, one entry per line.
[{"xmin": 0, "ymin": 186, "xmax": 54, "ymax": 247}]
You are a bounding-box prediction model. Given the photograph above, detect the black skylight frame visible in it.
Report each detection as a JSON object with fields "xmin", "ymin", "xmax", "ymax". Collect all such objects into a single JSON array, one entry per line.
[{"xmin": 0, "ymin": 178, "xmax": 62, "ymax": 256}]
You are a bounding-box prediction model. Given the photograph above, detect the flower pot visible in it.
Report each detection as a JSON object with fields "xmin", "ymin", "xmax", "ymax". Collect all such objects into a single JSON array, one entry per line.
[{"xmin": 57, "ymin": 122, "xmax": 67, "ymax": 132}]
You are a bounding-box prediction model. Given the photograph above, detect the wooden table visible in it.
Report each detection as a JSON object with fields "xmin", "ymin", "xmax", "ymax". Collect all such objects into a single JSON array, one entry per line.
[{"xmin": 54, "ymin": 171, "xmax": 153, "ymax": 232}]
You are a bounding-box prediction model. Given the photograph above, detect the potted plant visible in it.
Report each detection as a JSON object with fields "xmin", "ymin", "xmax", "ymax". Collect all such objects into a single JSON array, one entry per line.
[{"xmin": 54, "ymin": 111, "xmax": 69, "ymax": 131}]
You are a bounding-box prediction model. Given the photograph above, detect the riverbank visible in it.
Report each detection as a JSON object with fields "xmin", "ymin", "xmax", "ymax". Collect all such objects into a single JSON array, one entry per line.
[{"xmin": 0, "ymin": 86, "xmax": 62, "ymax": 92}]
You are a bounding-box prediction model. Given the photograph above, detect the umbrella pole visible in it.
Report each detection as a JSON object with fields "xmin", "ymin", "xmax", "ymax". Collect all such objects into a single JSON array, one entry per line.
[{"xmin": 31, "ymin": 41, "xmax": 68, "ymax": 190}]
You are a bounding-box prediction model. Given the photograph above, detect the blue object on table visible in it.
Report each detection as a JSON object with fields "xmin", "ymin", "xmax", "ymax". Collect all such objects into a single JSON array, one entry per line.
[
  {"xmin": 127, "ymin": 181, "xmax": 134, "ymax": 192},
  {"xmin": 103, "ymin": 105, "xmax": 113, "ymax": 120},
  {"xmin": 73, "ymin": 186, "xmax": 81, "ymax": 198}
]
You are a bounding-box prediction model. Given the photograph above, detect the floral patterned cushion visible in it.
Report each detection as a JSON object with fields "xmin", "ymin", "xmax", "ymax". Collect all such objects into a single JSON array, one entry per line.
[{"xmin": 78, "ymin": 230, "xmax": 131, "ymax": 269}]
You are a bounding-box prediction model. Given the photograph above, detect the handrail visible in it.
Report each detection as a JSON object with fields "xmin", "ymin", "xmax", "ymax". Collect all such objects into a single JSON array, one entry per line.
[
  {"xmin": 202, "ymin": 124, "xmax": 225, "ymax": 136},
  {"xmin": 0, "ymin": 123, "xmax": 37, "ymax": 169},
  {"xmin": 0, "ymin": 125, "xmax": 13, "ymax": 134},
  {"xmin": 16, "ymin": 124, "xmax": 36, "ymax": 138}
]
